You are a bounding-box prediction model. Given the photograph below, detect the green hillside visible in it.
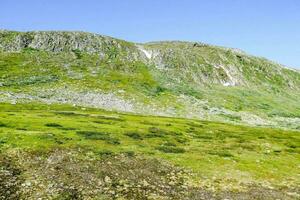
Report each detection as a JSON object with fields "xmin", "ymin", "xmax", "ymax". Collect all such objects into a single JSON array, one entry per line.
[
  {"xmin": 0, "ymin": 30, "xmax": 299, "ymax": 199},
  {"xmin": 1, "ymin": 30, "xmax": 300, "ymax": 129}
]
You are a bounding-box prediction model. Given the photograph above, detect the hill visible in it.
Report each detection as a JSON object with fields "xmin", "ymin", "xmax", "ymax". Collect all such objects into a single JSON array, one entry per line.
[
  {"xmin": 0, "ymin": 30, "xmax": 299, "ymax": 199},
  {"xmin": 1, "ymin": 30, "xmax": 300, "ymax": 129}
]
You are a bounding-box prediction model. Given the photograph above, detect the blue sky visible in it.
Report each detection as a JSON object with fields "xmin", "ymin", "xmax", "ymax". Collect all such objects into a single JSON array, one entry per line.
[{"xmin": 1, "ymin": 0, "xmax": 300, "ymax": 68}]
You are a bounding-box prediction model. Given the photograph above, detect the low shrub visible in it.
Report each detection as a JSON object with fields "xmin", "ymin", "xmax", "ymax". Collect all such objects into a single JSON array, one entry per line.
[
  {"xmin": 0, "ymin": 122, "xmax": 8, "ymax": 127},
  {"xmin": 45, "ymin": 123, "xmax": 63, "ymax": 128},
  {"xmin": 145, "ymin": 127, "xmax": 166, "ymax": 138},
  {"xmin": 76, "ymin": 131, "xmax": 120, "ymax": 145},
  {"xmin": 208, "ymin": 150, "xmax": 234, "ymax": 157},
  {"xmin": 156, "ymin": 146, "xmax": 185, "ymax": 153},
  {"xmin": 125, "ymin": 132, "xmax": 143, "ymax": 140}
]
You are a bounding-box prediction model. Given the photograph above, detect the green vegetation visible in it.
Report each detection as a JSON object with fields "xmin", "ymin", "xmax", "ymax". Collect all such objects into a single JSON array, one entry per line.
[
  {"xmin": 156, "ymin": 145, "xmax": 186, "ymax": 153},
  {"xmin": 0, "ymin": 102, "xmax": 299, "ymax": 198},
  {"xmin": 0, "ymin": 103, "xmax": 299, "ymax": 182},
  {"xmin": 0, "ymin": 40, "xmax": 299, "ymax": 130},
  {"xmin": 0, "ymin": 30, "xmax": 300, "ymax": 198},
  {"xmin": 76, "ymin": 130, "xmax": 121, "ymax": 145}
]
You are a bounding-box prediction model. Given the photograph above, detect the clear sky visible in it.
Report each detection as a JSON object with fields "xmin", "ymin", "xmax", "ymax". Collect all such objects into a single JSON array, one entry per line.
[{"xmin": 1, "ymin": 0, "xmax": 300, "ymax": 69}]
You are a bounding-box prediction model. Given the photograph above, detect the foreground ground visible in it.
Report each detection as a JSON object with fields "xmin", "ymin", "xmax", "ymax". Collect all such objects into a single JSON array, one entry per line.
[{"xmin": 0, "ymin": 103, "xmax": 299, "ymax": 199}]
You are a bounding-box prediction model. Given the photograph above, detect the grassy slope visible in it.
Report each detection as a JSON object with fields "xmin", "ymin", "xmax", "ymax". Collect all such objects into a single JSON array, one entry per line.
[
  {"xmin": 144, "ymin": 41, "xmax": 300, "ymax": 119},
  {"xmin": 0, "ymin": 103, "xmax": 299, "ymax": 197},
  {"xmin": 0, "ymin": 49, "xmax": 300, "ymax": 129}
]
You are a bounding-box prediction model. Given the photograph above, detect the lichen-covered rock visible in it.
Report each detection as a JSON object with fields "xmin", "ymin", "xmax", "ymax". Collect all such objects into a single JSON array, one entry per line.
[{"xmin": 0, "ymin": 30, "xmax": 142, "ymax": 62}]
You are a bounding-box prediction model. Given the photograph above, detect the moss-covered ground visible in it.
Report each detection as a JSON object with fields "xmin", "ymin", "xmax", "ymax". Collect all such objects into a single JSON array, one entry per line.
[{"xmin": 0, "ymin": 103, "xmax": 299, "ymax": 199}]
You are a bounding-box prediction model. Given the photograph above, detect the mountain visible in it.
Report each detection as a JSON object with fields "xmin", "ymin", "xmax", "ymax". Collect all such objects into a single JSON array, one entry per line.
[
  {"xmin": 1, "ymin": 30, "xmax": 300, "ymax": 130},
  {"xmin": 0, "ymin": 30, "xmax": 299, "ymax": 199}
]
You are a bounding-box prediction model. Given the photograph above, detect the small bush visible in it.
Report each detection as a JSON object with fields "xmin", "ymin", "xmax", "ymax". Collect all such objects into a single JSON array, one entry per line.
[
  {"xmin": 175, "ymin": 137, "xmax": 189, "ymax": 144},
  {"xmin": 140, "ymin": 121, "xmax": 159, "ymax": 126},
  {"xmin": 55, "ymin": 111, "xmax": 76, "ymax": 116},
  {"xmin": 72, "ymin": 49, "xmax": 83, "ymax": 59},
  {"xmin": 0, "ymin": 122, "xmax": 8, "ymax": 127},
  {"xmin": 0, "ymin": 139, "xmax": 7, "ymax": 145},
  {"xmin": 16, "ymin": 127, "xmax": 27, "ymax": 131},
  {"xmin": 123, "ymin": 151, "xmax": 135, "ymax": 157},
  {"xmin": 3, "ymin": 75, "xmax": 59, "ymax": 87},
  {"xmin": 22, "ymin": 47, "xmax": 39, "ymax": 52},
  {"xmin": 238, "ymin": 143, "xmax": 256, "ymax": 151},
  {"xmin": 149, "ymin": 127, "xmax": 160, "ymax": 133},
  {"xmin": 38, "ymin": 133, "xmax": 54, "ymax": 140},
  {"xmin": 188, "ymin": 122, "xmax": 204, "ymax": 128},
  {"xmin": 164, "ymin": 142, "xmax": 177, "ymax": 146},
  {"xmin": 145, "ymin": 133, "xmax": 164, "ymax": 138},
  {"xmin": 286, "ymin": 143, "xmax": 297, "ymax": 149},
  {"xmin": 45, "ymin": 123, "xmax": 63, "ymax": 128},
  {"xmin": 97, "ymin": 115, "xmax": 124, "ymax": 121},
  {"xmin": 98, "ymin": 150, "xmax": 115, "ymax": 157},
  {"xmin": 60, "ymin": 127, "xmax": 76, "ymax": 131},
  {"xmin": 208, "ymin": 150, "xmax": 234, "ymax": 157},
  {"xmin": 154, "ymin": 86, "xmax": 167, "ymax": 95},
  {"xmin": 145, "ymin": 127, "xmax": 167, "ymax": 138},
  {"xmin": 156, "ymin": 146, "xmax": 185, "ymax": 153},
  {"xmin": 55, "ymin": 111, "xmax": 88, "ymax": 117},
  {"xmin": 257, "ymin": 103, "xmax": 271, "ymax": 110},
  {"xmin": 93, "ymin": 120, "xmax": 114, "ymax": 125},
  {"xmin": 76, "ymin": 131, "xmax": 120, "ymax": 145},
  {"xmin": 192, "ymin": 134, "xmax": 213, "ymax": 140},
  {"xmin": 125, "ymin": 132, "xmax": 143, "ymax": 140}
]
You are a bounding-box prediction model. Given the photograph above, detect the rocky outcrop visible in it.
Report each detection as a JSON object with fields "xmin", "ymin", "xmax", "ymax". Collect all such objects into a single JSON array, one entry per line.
[{"xmin": 0, "ymin": 30, "xmax": 142, "ymax": 62}]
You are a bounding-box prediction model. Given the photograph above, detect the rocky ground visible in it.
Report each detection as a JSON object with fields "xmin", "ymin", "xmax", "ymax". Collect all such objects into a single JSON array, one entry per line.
[{"xmin": 1, "ymin": 149, "xmax": 299, "ymax": 200}]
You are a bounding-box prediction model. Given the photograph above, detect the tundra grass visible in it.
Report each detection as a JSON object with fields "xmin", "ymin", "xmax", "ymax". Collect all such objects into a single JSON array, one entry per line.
[{"xmin": 0, "ymin": 102, "xmax": 299, "ymax": 191}]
